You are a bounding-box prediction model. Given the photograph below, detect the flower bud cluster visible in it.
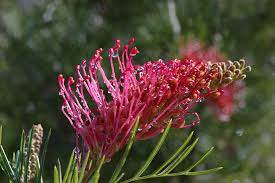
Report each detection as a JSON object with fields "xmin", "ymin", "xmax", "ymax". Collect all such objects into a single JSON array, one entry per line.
[{"xmin": 21, "ymin": 124, "xmax": 43, "ymax": 182}]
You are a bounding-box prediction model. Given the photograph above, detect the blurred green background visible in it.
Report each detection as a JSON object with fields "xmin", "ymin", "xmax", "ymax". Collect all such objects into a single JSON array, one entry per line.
[{"xmin": 0, "ymin": 0, "xmax": 274, "ymax": 182}]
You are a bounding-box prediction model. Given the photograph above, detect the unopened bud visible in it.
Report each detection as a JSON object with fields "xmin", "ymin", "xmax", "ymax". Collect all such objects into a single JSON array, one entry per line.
[
  {"xmin": 243, "ymin": 66, "xmax": 251, "ymax": 72},
  {"xmin": 222, "ymin": 77, "xmax": 233, "ymax": 85},
  {"xmin": 233, "ymin": 61, "xmax": 241, "ymax": 69},
  {"xmin": 228, "ymin": 65, "xmax": 236, "ymax": 72},
  {"xmin": 239, "ymin": 74, "xmax": 246, "ymax": 80},
  {"xmin": 239, "ymin": 59, "xmax": 245, "ymax": 68},
  {"xmin": 224, "ymin": 70, "xmax": 233, "ymax": 77},
  {"xmin": 234, "ymin": 69, "xmax": 241, "ymax": 76}
]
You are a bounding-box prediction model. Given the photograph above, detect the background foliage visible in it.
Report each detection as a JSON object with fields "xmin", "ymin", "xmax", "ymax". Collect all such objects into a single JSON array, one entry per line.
[{"xmin": 0, "ymin": 0, "xmax": 274, "ymax": 182}]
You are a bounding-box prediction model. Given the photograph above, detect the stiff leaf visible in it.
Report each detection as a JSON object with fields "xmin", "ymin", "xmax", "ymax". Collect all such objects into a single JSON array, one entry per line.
[
  {"xmin": 0, "ymin": 145, "xmax": 20, "ymax": 183},
  {"xmin": 73, "ymin": 165, "xmax": 78, "ymax": 183},
  {"xmin": 57, "ymin": 159, "xmax": 63, "ymax": 183},
  {"xmin": 109, "ymin": 117, "xmax": 140, "ymax": 183},
  {"xmin": 160, "ymin": 138, "xmax": 199, "ymax": 174},
  {"xmin": 90, "ymin": 156, "xmax": 105, "ymax": 183},
  {"xmin": 36, "ymin": 129, "xmax": 51, "ymax": 183},
  {"xmin": 133, "ymin": 119, "xmax": 172, "ymax": 178},
  {"xmin": 185, "ymin": 147, "xmax": 214, "ymax": 172},
  {"xmin": 54, "ymin": 166, "xmax": 59, "ymax": 183},
  {"xmin": 0, "ymin": 125, "xmax": 2, "ymax": 145},
  {"xmin": 120, "ymin": 167, "xmax": 223, "ymax": 183},
  {"xmin": 153, "ymin": 131, "xmax": 194, "ymax": 175},
  {"xmin": 18, "ymin": 130, "xmax": 25, "ymax": 177},
  {"xmin": 63, "ymin": 150, "xmax": 75, "ymax": 183},
  {"xmin": 79, "ymin": 152, "xmax": 90, "ymax": 183},
  {"xmin": 24, "ymin": 128, "xmax": 34, "ymax": 183}
]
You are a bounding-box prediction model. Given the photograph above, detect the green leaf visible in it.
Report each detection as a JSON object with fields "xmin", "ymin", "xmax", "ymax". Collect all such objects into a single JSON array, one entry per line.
[
  {"xmin": 36, "ymin": 129, "xmax": 51, "ymax": 183},
  {"xmin": 0, "ymin": 147, "xmax": 12, "ymax": 179},
  {"xmin": 14, "ymin": 151, "xmax": 20, "ymax": 170},
  {"xmin": 66, "ymin": 155, "xmax": 77, "ymax": 183},
  {"xmin": 0, "ymin": 145, "xmax": 20, "ymax": 183},
  {"xmin": 73, "ymin": 165, "xmax": 78, "ymax": 183},
  {"xmin": 54, "ymin": 166, "xmax": 59, "ymax": 183},
  {"xmin": 153, "ymin": 131, "xmax": 194, "ymax": 175},
  {"xmin": 109, "ymin": 117, "xmax": 140, "ymax": 183},
  {"xmin": 24, "ymin": 127, "xmax": 34, "ymax": 183},
  {"xmin": 185, "ymin": 147, "xmax": 214, "ymax": 172},
  {"xmin": 113, "ymin": 173, "xmax": 124, "ymax": 183},
  {"xmin": 79, "ymin": 151, "xmax": 90, "ymax": 183},
  {"xmin": 35, "ymin": 155, "xmax": 41, "ymax": 179},
  {"xmin": 133, "ymin": 120, "xmax": 172, "ymax": 178},
  {"xmin": 160, "ymin": 138, "xmax": 199, "ymax": 174},
  {"xmin": 66, "ymin": 166, "xmax": 74, "ymax": 183},
  {"xmin": 0, "ymin": 125, "xmax": 2, "ymax": 145},
  {"xmin": 63, "ymin": 150, "xmax": 75, "ymax": 183},
  {"xmin": 170, "ymin": 167, "xmax": 223, "ymax": 176},
  {"xmin": 18, "ymin": 130, "xmax": 25, "ymax": 177},
  {"xmin": 90, "ymin": 156, "xmax": 105, "ymax": 183},
  {"xmin": 57, "ymin": 159, "xmax": 63, "ymax": 183},
  {"xmin": 119, "ymin": 167, "xmax": 223, "ymax": 183}
]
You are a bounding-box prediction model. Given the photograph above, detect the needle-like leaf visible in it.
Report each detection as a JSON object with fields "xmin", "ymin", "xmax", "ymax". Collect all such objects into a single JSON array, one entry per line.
[
  {"xmin": 133, "ymin": 119, "xmax": 172, "ymax": 178},
  {"xmin": 24, "ymin": 128, "xmax": 34, "ymax": 183},
  {"xmin": 0, "ymin": 145, "xmax": 20, "ymax": 183},
  {"xmin": 73, "ymin": 165, "xmax": 78, "ymax": 183},
  {"xmin": 120, "ymin": 167, "xmax": 223, "ymax": 183},
  {"xmin": 79, "ymin": 151, "xmax": 90, "ymax": 183},
  {"xmin": 18, "ymin": 130, "xmax": 25, "ymax": 177},
  {"xmin": 109, "ymin": 117, "xmax": 140, "ymax": 183},
  {"xmin": 160, "ymin": 138, "xmax": 199, "ymax": 174},
  {"xmin": 90, "ymin": 156, "xmax": 105, "ymax": 183},
  {"xmin": 57, "ymin": 159, "xmax": 63, "ymax": 183},
  {"xmin": 54, "ymin": 166, "xmax": 59, "ymax": 183},
  {"xmin": 36, "ymin": 129, "xmax": 51, "ymax": 183},
  {"xmin": 185, "ymin": 147, "xmax": 214, "ymax": 172},
  {"xmin": 0, "ymin": 125, "xmax": 2, "ymax": 145},
  {"xmin": 63, "ymin": 150, "xmax": 75, "ymax": 183},
  {"xmin": 153, "ymin": 131, "xmax": 194, "ymax": 175}
]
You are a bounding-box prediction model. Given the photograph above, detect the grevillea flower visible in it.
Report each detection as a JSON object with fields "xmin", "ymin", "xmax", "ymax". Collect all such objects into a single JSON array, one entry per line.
[
  {"xmin": 180, "ymin": 40, "xmax": 248, "ymax": 121},
  {"xmin": 58, "ymin": 39, "xmax": 250, "ymax": 160}
]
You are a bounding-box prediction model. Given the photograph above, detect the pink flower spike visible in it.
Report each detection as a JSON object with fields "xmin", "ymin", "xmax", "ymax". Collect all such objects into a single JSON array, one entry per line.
[{"xmin": 58, "ymin": 39, "xmax": 234, "ymax": 160}]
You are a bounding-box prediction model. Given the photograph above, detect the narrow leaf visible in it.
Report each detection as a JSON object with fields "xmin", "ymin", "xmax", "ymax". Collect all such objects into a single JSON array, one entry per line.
[
  {"xmin": 14, "ymin": 151, "xmax": 20, "ymax": 171},
  {"xmin": 170, "ymin": 167, "xmax": 223, "ymax": 176},
  {"xmin": 54, "ymin": 166, "xmax": 59, "ymax": 183},
  {"xmin": 0, "ymin": 125, "xmax": 2, "ymax": 145},
  {"xmin": 73, "ymin": 165, "xmax": 78, "ymax": 183},
  {"xmin": 63, "ymin": 150, "xmax": 75, "ymax": 183},
  {"xmin": 79, "ymin": 152, "xmax": 90, "ymax": 183},
  {"xmin": 90, "ymin": 156, "xmax": 105, "ymax": 183},
  {"xmin": 185, "ymin": 147, "xmax": 214, "ymax": 172},
  {"xmin": 66, "ymin": 166, "xmax": 74, "ymax": 183},
  {"xmin": 35, "ymin": 155, "xmax": 41, "ymax": 179},
  {"xmin": 160, "ymin": 138, "xmax": 199, "ymax": 174},
  {"xmin": 24, "ymin": 128, "xmax": 34, "ymax": 183},
  {"xmin": 18, "ymin": 130, "xmax": 25, "ymax": 177},
  {"xmin": 120, "ymin": 167, "xmax": 223, "ymax": 183},
  {"xmin": 57, "ymin": 159, "xmax": 63, "ymax": 183},
  {"xmin": 0, "ymin": 145, "xmax": 20, "ymax": 183},
  {"xmin": 109, "ymin": 117, "xmax": 140, "ymax": 183},
  {"xmin": 36, "ymin": 129, "xmax": 51, "ymax": 183},
  {"xmin": 153, "ymin": 131, "xmax": 194, "ymax": 175},
  {"xmin": 133, "ymin": 119, "xmax": 172, "ymax": 178},
  {"xmin": 66, "ymin": 156, "xmax": 76, "ymax": 183},
  {"xmin": 113, "ymin": 173, "xmax": 124, "ymax": 183}
]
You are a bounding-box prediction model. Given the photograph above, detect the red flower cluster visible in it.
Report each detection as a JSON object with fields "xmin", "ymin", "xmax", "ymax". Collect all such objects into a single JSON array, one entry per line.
[
  {"xmin": 58, "ymin": 39, "xmax": 247, "ymax": 160},
  {"xmin": 180, "ymin": 40, "xmax": 246, "ymax": 121}
]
